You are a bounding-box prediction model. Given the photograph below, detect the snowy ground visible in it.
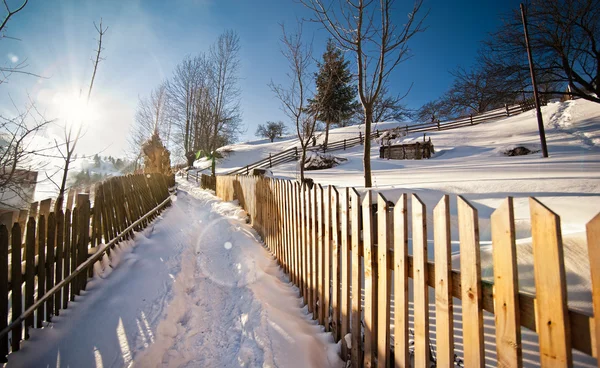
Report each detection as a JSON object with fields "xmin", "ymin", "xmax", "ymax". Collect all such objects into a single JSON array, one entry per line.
[{"xmin": 7, "ymin": 180, "xmax": 342, "ymax": 368}]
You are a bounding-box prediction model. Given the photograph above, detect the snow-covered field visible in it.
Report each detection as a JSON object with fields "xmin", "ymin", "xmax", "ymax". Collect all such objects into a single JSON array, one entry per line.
[{"xmin": 7, "ymin": 181, "xmax": 342, "ymax": 367}]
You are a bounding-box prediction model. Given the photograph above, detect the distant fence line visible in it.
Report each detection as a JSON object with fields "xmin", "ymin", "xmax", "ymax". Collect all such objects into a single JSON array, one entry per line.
[
  {"xmin": 226, "ymin": 98, "xmax": 544, "ymax": 175},
  {"xmin": 206, "ymin": 174, "xmax": 599, "ymax": 367},
  {"xmin": 0, "ymin": 173, "xmax": 175, "ymax": 362}
]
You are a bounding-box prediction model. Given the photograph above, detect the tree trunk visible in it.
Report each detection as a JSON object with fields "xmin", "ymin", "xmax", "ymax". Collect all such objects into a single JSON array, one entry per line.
[
  {"xmin": 324, "ymin": 120, "xmax": 331, "ymax": 148},
  {"xmin": 363, "ymin": 106, "xmax": 373, "ymax": 188},
  {"xmin": 299, "ymin": 146, "xmax": 306, "ymax": 183}
]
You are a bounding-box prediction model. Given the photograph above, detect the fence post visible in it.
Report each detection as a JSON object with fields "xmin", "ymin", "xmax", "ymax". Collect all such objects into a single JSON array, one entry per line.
[
  {"xmin": 376, "ymin": 129, "xmax": 380, "ymax": 137},
  {"xmin": 359, "ymin": 131, "xmax": 363, "ymax": 145},
  {"xmin": 437, "ymin": 120, "xmax": 440, "ymax": 130},
  {"xmin": 470, "ymin": 114, "xmax": 473, "ymax": 125},
  {"xmin": 269, "ymin": 153, "xmax": 272, "ymax": 168},
  {"xmin": 186, "ymin": 171, "xmax": 189, "ymax": 180},
  {"xmin": 343, "ymin": 139, "xmax": 346, "ymax": 150},
  {"xmin": 405, "ymin": 124, "xmax": 409, "ymax": 135},
  {"xmin": 295, "ymin": 146, "xmax": 298, "ymax": 159},
  {"xmin": 246, "ymin": 165, "xmax": 249, "ymax": 175},
  {"xmin": 505, "ymin": 103, "xmax": 510, "ymax": 116}
]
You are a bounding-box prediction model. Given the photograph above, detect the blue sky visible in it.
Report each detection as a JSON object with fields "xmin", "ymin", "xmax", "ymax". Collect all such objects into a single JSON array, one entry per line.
[{"xmin": 1, "ymin": 0, "xmax": 522, "ymax": 157}]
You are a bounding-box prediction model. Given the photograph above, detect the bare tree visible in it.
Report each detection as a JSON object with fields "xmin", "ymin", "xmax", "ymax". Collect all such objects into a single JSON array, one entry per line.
[
  {"xmin": 269, "ymin": 24, "xmax": 318, "ymax": 182},
  {"xmin": 52, "ymin": 19, "xmax": 108, "ymax": 210},
  {"xmin": 0, "ymin": 0, "xmax": 39, "ymax": 85},
  {"xmin": 486, "ymin": 0, "xmax": 600, "ymax": 103},
  {"xmin": 130, "ymin": 82, "xmax": 171, "ymax": 153},
  {"xmin": 256, "ymin": 121, "xmax": 288, "ymax": 142},
  {"xmin": 300, "ymin": 0, "xmax": 427, "ymax": 187},
  {"xmin": 352, "ymin": 85, "xmax": 412, "ymax": 124}
]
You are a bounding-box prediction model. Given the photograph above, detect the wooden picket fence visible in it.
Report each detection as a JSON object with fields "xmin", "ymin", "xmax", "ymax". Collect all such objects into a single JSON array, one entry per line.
[
  {"xmin": 214, "ymin": 174, "xmax": 600, "ymax": 367},
  {"xmin": 0, "ymin": 173, "xmax": 174, "ymax": 362}
]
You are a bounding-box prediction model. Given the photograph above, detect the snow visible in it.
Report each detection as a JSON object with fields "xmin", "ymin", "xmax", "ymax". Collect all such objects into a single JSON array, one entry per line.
[{"xmin": 7, "ymin": 180, "xmax": 342, "ymax": 367}]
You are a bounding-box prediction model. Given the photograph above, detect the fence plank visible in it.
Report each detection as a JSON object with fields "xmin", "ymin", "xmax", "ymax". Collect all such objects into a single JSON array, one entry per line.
[
  {"xmin": 586, "ymin": 213, "xmax": 600, "ymax": 359},
  {"xmin": 393, "ymin": 194, "xmax": 409, "ymax": 368},
  {"xmin": 292, "ymin": 183, "xmax": 299, "ymax": 286},
  {"xmin": 341, "ymin": 187, "xmax": 351, "ymax": 358},
  {"xmin": 457, "ymin": 196, "xmax": 484, "ymax": 367},
  {"xmin": 45, "ymin": 213, "xmax": 55, "ymax": 322},
  {"xmin": 301, "ymin": 184, "xmax": 308, "ymax": 303},
  {"xmin": 323, "ymin": 185, "xmax": 331, "ymax": 332},
  {"xmin": 317, "ymin": 184, "xmax": 325, "ymax": 326},
  {"xmin": 312, "ymin": 185, "xmax": 318, "ymax": 317},
  {"xmin": 0, "ymin": 226, "xmax": 8, "ymax": 360},
  {"xmin": 331, "ymin": 186, "xmax": 341, "ymax": 341},
  {"xmin": 491, "ymin": 198, "xmax": 522, "ymax": 368},
  {"xmin": 11, "ymin": 223, "xmax": 22, "ymax": 352},
  {"xmin": 24, "ymin": 218, "xmax": 35, "ymax": 338},
  {"xmin": 63, "ymin": 210, "xmax": 71, "ymax": 309},
  {"xmin": 36, "ymin": 215, "xmax": 46, "ymax": 328},
  {"xmin": 530, "ymin": 198, "xmax": 572, "ymax": 366},
  {"xmin": 362, "ymin": 192, "xmax": 375, "ymax": 367},
  {"xmin": 377, "ymin": 193, "xmax": 391, "ymax": 367},
  {"xmin": 70, "ymin": 207, "xmax": 78, "ymax": 301},
  {"xmin": 434, "ymin": 195, "xmax": 454, "ymax": 367},
  {"xmin": 55, "ymin": 211, "xmax": 64, "ymax": 316},
  {"xmin": 350, "ymin": 188, "xmax": 362, "ymax": 366},
  {"xmin": 412, "ymin": 194, "xmax": 430, "ymax": 367}
]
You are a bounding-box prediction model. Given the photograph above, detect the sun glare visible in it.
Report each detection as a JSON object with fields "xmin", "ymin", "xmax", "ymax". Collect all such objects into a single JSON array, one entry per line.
[{"xmin": 53, "ymin": 91, "xmax": 99, "ymax": 128}]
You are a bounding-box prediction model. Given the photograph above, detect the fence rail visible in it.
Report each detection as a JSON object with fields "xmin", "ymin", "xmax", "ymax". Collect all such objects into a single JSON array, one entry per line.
[
  {"xmin": 212, "ymin": 174, "xmax": 599, "ymax": 367},
  {"xmin": 225, "ymin": 99, "xmax": 543, "ymax": 175},
  {"xmin": 0, "ymin": 173, "xmax": 175, "ymax": 362}
]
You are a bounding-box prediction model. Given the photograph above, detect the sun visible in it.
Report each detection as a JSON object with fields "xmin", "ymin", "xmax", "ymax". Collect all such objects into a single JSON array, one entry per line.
[{"xmin": 53, "ymin": 91, "xmax": 99, "ymax": 127}]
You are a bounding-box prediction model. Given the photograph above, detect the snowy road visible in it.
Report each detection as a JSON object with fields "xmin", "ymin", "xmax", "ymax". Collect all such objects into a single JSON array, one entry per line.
[{"xmin": 8, "ymin": 181, "xmax": 341, "ymax": 368}]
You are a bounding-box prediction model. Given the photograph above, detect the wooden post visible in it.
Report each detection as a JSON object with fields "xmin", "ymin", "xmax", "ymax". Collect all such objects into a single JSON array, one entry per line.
[
  {"xmin": 341, "ymin": 187, "xmax": 351, "ymax": 358},
  {"xmin": 55, "ymin": 211, "xmax": 64, "ymax": 317},
  {"xmin": 491, "ymin": 198, "xmax": 522, "ymax": 367},
  {"xmin": 344, "ymin": 139, "xmax": 347, "ymax": 150},
  {"xmin": 530, "ymin": 198, "xmax": 572, "ymax": 366},
  {"xmin": 269, "ymin": 153, "xmax": 272, "ymax": 168},
  {"xmin": 394, "ymin": 194, "xmax": 409, "ymax": 367},
  {"xmin": 36, "ymin": 215, "xmax": 46, "ymax": 328},
  {"xmin": 362, "ymin": 192, "xmax": 375, "ymax": 367},
  {"xmin": 470, "ymin": 114, "xmax": 473, "ymax": 125},
  {"xmin": 45, "ymin": 213, "xmax": 55, "ymax": 322},
  {"xmin": 434, "ymin": 196, "xmax": 454, "ymax": 367},
  {"xmin": 331, "ymin": 187, "xmax": 341, "ymax": 341},
  {"xmin": 505, "ymin": 103, "xmax": 510, "ymax": 116},
  {"xmin": 412, "ymin": 194, "xmax": 429, "ymax": 366},
  {"xmin": 317, "ymin": 185, "xmax": 326, "ymax": 326},
  {"xmin": 0, "ymin": 226, "xmax": 8, "ymax": 360},
  {"xmin": 10, "ymin": 223, "xmax": 22, "ymax": 352},
  {"xmin": 521, "ymin": 3, "xmax": 549, "ymax": 158},
  {"xmin": 376, "ymin": 193, "xmax": 391, "ymax": 367},
  {"xmin": 359, "ymin": 132, "xmax": 363, "ymax": 145},
  {"xmin": 586, "ymin": 212, "xmax": 600, "ymax": 363},
  {"xmin": 63, "ymin": 210, "xmax": 71, "ymax": 310},
  {"xmin": 24, "ymin": 218, "xmax": 35, "ymax": 338},
  {"xmin": 458, "ymin": 196, "xmax": 484, "ymax": 367},
  {"xmin": 323, "ymin": 185, "xmax": 331, "ymax": 332},
  {"xmin": 350, "ymin": 189, "xmax": 362, "ymax": 366}
]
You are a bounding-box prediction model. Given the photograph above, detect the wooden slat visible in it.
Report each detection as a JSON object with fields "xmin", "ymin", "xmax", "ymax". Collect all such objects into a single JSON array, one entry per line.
[
  {"xmin": 457, "ymin": 195, "xmax": 484, "ymax": 367},
  {"xmin": 302, "ymin": 184, "xmax": 308, "ymax": 303},
  {"xmin": 36, "ymin": 215, "xmax": 46, "ymax": 328},
  {"xmin": 70, "ymin": 207, "xmax": 78, "ymax": 301},
  {"xmin": 491, "ymin": 198, "xmax": 522, "ymax": 367},
  {"xmin": 586, "ymin": 212, "xmax": 600, "ymax": 359},
  {"xmin": 0, "ymin": 226, "xmax": 8, "ymax": 360},
  {"xmin": 55, "ymin": 211, "xmax": 64, "ymax": 316},
  {"xmin": 341, "ymin": 187, "xmax": 351, "ymax": 358},
  {"xmin": 63, "ymin": 209, "xmax": 71, "ymax": 310},
  {"xmin": 331, "ymin": 187, "xmax": 341, "ymax": 341},
  {"xmin": 24, "ymin": 218, "xmax": 35, "ymax": 338},
  {"xmin": 11, "ymin": 223, "xmax": 22, "ymax": 352},
  {"xmin": 377, "ymin": 193, "xmax": 391, "ymax": 367},
  {"xmin": 350, "ymin": 188, "xmax": 362, "ymax": 366},
  {"xmin": 362, "ymin": 192, "xmax": 375, "ymax": 367},
  {"xmin": 323, "ymin": 185, "xmax": 331, "ymax": 332},
  {"xmin": 434, "ymin": 195, "xmax": 454, "ymax": 366},
  {"xmin": 292, "ymin": 182, "xmax": 298, "ymax": 286},
  {"xmin": 394, "ymin": 194, "xmax": 409, "ymax": 368},
  {"xmin": 318, "ymin": 184, "xmax": 326, "ymax": 326},
  {"xmin": 312, "ymin": 185, "xmax": 318, "ymax": 317},
  {"xmin": 530, "ymin": 197, "xmax": 572, "ymax": 366},
  {"xmin": 45, "ymin": 212, "xmax": 55, "ymax": 322},
  {"xmin": 412, "ymin": 194, "xmax": 429, "ymax": 367}
]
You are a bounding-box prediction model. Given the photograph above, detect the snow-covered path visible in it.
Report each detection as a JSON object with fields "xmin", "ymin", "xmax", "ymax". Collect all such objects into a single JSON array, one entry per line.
[{"xmin": 7, "ymin": 181, "xmax": 341, "ymax": 368}]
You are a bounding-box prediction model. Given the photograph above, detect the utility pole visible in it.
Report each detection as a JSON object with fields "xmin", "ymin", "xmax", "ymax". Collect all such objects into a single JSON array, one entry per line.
[{"xmin": 521, "ymin": 3, "xmax": 549, "ymax": 157}]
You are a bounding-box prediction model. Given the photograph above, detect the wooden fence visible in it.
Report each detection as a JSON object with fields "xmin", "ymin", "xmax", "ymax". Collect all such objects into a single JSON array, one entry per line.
[
  {"xmin": 226, "ymin": 98, "xmax": 544, "ymax": 175},
  {"xmin": 0, "ymin": 173, "xmax": 174, "ymax": 362},
  {"xmin": 213, "ymin": 174, "xmax": 599, "ymax": 367}
]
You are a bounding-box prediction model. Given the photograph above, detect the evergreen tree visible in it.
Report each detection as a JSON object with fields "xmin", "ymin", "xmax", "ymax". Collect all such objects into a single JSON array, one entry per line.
[{"xmin": 308, "ymin": 39, "xmax": 358, "ymax": 147}]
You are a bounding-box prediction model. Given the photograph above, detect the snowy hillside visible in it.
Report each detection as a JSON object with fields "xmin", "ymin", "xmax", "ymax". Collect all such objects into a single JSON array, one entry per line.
[{"xmin": 210, "ymin": 99, "xmax": 600, "ymax": 309}]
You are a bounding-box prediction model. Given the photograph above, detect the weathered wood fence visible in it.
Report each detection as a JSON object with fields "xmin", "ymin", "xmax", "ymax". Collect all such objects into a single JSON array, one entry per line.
[
  {"xmin": 0, "ymin": 173, "xmax": 174, "ymax": 362},
  {"xmin": 212, "ymin": 174, "xmax": 599, "ymax": 367}
]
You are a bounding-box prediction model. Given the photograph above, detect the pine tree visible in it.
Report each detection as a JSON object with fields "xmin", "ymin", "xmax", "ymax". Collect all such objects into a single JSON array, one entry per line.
[{"xmin": 308, "ymin": 39, "xmax": 358, "ymax": 148}]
